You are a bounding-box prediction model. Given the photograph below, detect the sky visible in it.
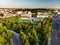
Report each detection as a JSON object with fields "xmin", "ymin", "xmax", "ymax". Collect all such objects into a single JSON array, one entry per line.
[{"xmin": 0, "ymin": 0, "xmax": 60, "ymax": 8}]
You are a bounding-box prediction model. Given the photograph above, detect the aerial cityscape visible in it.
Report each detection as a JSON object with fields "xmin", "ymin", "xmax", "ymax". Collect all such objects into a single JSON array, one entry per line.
[{"xmin": 0, "ymin": 0, "xmax": 60, "ymax": 45}]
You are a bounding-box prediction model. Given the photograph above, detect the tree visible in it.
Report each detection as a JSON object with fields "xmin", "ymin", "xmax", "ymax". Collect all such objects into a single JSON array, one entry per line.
[
  {"xmin": 0, "ymin": 23, "xmax": 12, "ymax": 45},
  {"xmin": 19, "ymin": 30, "xmax": 30, "ymax": 45},
  {"xmin": 25, "ymin": 40, "xmax": 30, "ymax": 45},
  {"xmin": 0, "ymin": 13, "xmax": 4, "ymax": 17},
  {"xmin": 36, "ymin": 17, "xmax": 52, "ymax": 45},
  {"xmin": 32, "ymin": 14, "xmax": 37, "ymax": 17},
  {"xmin": 29, "ymin": 28, "xmax": 39, "ymax": 45}
]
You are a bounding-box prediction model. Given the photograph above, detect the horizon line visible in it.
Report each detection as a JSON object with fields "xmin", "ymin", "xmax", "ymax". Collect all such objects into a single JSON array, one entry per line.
[{"xmin": 0, "ymin": 7, "xmax": 60, "ymax": 9}]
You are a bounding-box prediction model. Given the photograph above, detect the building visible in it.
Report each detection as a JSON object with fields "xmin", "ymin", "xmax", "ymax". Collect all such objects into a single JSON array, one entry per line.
[
  {"xmin": 37, "ymin": 12, "xmax": 42, "ymax": 15},
  {"xmin": 16, "ymin": 11, "xmax": 23, "ymax": 15},
  {"xmin": 53, "ymin": 9, "xmax": 58, "ymax": 14},
  {"xmin": 21, "ymin": 11, "xmax": 32, "ymax": 18},
  {"xmin": 58, "ymin": 12, "xmax": 60, "ymax": 14},
  {"xmin": 37, "ymin": 14, "xmax": 49, "ymax": 18}
]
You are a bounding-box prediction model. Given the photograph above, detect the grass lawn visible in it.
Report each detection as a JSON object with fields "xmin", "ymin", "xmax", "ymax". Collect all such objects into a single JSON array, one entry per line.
[{"xmin": 22, "ymin": 19, "xmax": 39, "ymax": 24}]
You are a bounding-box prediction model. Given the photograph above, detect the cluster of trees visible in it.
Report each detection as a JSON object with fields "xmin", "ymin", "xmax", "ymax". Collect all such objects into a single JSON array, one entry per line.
[
  {"xmin": 14, "ymin": 8, "xmax": 54, "ymax": 13},
  {"xmin": 0, "ymin": 15, "xmax": 21, "ymax": 45},
  {"xmin": 0, "ymin": 23, "xmax": 12, "ymax": 45},
  {"xmin": 0, "ymin": 13, "xmax": 4, "ymax": 17},
  {"xmin": 19, "ymin": 17, "xmax": 52, "ymax": 45},
  {"xmin": 32, "ymin": 14, "xmax": 37, "ymax": 17},
  {"xmin": 0, "ymin": 15, "xmax": 52, "ymax": 45}
]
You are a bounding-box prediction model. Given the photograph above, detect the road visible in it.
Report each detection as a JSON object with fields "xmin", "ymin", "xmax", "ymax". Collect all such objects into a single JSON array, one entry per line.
[
  {"xmin": 51, "ymin": 16, "xmax": 60, "ymax": 45},
  {"xmin": 10, "ymin": 31, "xmax": 21, "ymax": 45}
]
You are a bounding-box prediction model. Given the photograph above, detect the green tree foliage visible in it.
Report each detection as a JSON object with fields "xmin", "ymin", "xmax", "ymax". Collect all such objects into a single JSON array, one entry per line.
[
  {"xmin": 0, "ymin": 14, "xmax": 52, "ymax": 45},
  {"xmin": 32, "ymin": 14, "xmax": 37, "ymax": 17},
  {"xmin": 36, "ymin": 18, "xmax": 52, "ymax": 45},
  {"xmin": 20, "ymin": 30, "xmax": 30, "ymax": 45},
  {"xmin": 0, "ymin": 13, "xmax": 4, "ymax": 17},
  {"xmin": 2, "ymin": 15, "xmax": 21, "ymax": 33},
  {"xmin": 0, "ymin": 23, "xmax": 12, "ymax": 45}
]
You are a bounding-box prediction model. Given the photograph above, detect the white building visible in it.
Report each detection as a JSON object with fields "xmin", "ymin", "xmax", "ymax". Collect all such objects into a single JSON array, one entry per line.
[
  {"xmin": 16, "ymin": 11, "xmax": 23, "ymax": 15},
  {"xmin": 21, "ymin": 11, "xmax": 32, "ymax": 18},
  {"xmin": 58, "ymin": 12, "xmax": 60, "ymax": 14},
  {"xmin": 4, "ymin": 13, "xmax": 8, "ymax": 16},
  {"xmin": 27, "ymin": 11, "xmax": 32, "ymax": 17},
  {"xmin": 53, "ymin": 9, "xmax": 60, "ymax": 15},
  {"xmin": 37, "ymin": 12, "xmax": 42, "ymax": 15},
  {"xmin": 37, "ymin": 14, "xmax": 49, "ymax": 18}
]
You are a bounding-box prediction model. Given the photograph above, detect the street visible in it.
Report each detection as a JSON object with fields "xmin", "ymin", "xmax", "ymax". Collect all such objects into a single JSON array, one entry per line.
[
  {"xmin": 51, "ymin": 16, "xmax": 60, "ymax": 45},
  {"xmin": 11, "ymin": 31, "xmax": 21, "ymax": 45}
]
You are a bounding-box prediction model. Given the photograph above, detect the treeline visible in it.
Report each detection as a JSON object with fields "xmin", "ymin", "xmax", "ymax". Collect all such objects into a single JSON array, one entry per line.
[
  {"xmin": 14, "ymin": 8, "xmax": 54, "ymax": 13},
  {"xmin": 0, "ymin": 15, "xmax": 52, "ymax": 45}
]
